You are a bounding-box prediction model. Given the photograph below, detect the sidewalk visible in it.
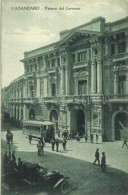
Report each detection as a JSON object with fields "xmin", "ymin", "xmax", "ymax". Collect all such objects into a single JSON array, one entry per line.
[{"xmin": 1, "ymin": 130, "xmax": 128, "ymax": 173}]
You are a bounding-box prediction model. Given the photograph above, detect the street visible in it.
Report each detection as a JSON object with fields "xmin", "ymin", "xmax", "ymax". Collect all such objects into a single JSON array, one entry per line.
[{"xmin": 1, "ymin": 129, "xmax": 128, "ymax": 195}]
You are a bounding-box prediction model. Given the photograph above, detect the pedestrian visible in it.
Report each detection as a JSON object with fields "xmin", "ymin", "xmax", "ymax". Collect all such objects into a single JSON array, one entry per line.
[
  {"xmin": 29, "ymin": 133, "xmax": 32, "ymax": 144},
  {"xmin": 2, "ymin": 151, "xmax": 9, "ymax": 172},
  {"xmin": 90, "ymin": 133, "xmax": 93, "ymax": 143},
  {"xmin": 57, "ymin": 129, "xmax": 60, "ymax": 137},
  {"xmin": 37, "ymin": 141, "xmax": 41, "ymax": 156},
  {"xmin": 41, "ymin": 140, "xmax": 45, "ymax": 155},
  {"xmin": 122, "ymin": 137, "xmax": 128, "ymax": 148},
  {"xmin": 93, "ymin": 148, "xmax": 100, "ymax": 165},
  {"xmin": 96, "ymin": 133, "xmax": 98, "ymax": 144},
  {"xmin": 76, "ymin": 132, "xmax": 80, "ymax": 141},
  {"xmin": 51, "ymin": 138, "xmax": 55, "ymax": 151},
  {"xmin": 10, "ymin": 133, "xmax": 13, "ymax": 143},
  {"xmin": 62, "ymin": 139, "xmax": 67, "ymax": 151},
  {"xmin": 85, "ymin": 132, "xmax": 88, "ymax": 143},
  {"xmin": 55, "ymin": 138, "xmax": 59, "ymax": 152},
  {"xmin": 12, "ymin": 151, "xmax": 16, "ymax": 162},
  {"xmin": 17, "ymin": 158, "xmax": 23, "ymax": 170},
  {"xmin": 101, "ymin": 152, "xmax": 106, "ymax": 172}
]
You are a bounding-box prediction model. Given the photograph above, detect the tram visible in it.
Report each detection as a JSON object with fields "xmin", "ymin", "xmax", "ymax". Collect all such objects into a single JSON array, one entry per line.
[{"xmin": 23, "ymin": 120, "xmax": 55, "ymax": 142}]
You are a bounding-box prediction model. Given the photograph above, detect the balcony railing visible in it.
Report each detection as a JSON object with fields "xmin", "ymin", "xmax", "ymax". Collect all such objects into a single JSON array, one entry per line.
[
  {"xmin": 104, "ymin": 94, "xmax": 128, "ymax": 102},
  {"xmin": 112, "ymin": 52, "xmax": 128, "ymax": 62},
  {"xmin": 8, "ymin": 94, "xmax": 128, "ymax": 105}
]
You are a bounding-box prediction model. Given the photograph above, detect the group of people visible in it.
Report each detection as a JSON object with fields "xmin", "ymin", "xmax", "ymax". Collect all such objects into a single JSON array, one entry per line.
[
  {"xmin": 50, "ymin": 137, "xmax": 67, "ymax": 152},
  {"xmin": 93, "ymin": 148, "xmax": 106, "ymax": 173},
  {"xmin": 2, "ymin": 150, "xmax": 23, "ymax": 174},
  {"xmin": 37, "ymin": 139, "xmax": 45, "ymax": 156}
]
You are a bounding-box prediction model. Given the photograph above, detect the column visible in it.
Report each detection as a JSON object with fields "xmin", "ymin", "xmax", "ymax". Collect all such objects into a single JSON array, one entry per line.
[
  {"xmin": 44, "ymin": 76, "xmax": 48, "ymax": 97},
  {"xmin": 36, "ymin": 77, "xmax": 41, "ymax": 97},
  {"xmin": 23, "ymin": 104, "xmax": 27, "ymax": 120},
  {"xmin": 10, "ymin": 106, "xmax": 13, "ymax": 117},
  {"xmin": 97, "ymin": 60, "xmax": 102, "ymax": 94},
  {"xmin": 65, "ymin": 67, "xmax": 69, "ymax": 95},
  {"xmin": 13, "ymin": 106, "xmax": 15, "ymax": 117},
  {"xmin": 19, "ymin": 105, "xmax": 21, "ymax": 120},
  {"xmin": 74, "ymin": 75, "xmax": 78, "ymax": 95},
  {"xmin": 61, "ymin": 66, "xmax": 64, "ymax": 95},
  {"xmin": 114, "ymin": 73, "xmax": 118, "ymax": 94},
  {"xmin": 48, "ymin": 78, "xmax": 51, "ymax": 96},
  {"xmin": 43, "ymin": 56, "xmax": 47, "ymax": 68},
  {"xmin": 91, "ymin": 61, "xmax": 96, "ymax": 94}
]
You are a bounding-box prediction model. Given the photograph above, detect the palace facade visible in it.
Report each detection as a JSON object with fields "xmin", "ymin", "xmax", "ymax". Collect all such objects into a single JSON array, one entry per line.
[{"xmin": 3, "ymin": 16, "xmax": 128, "ymax": 141}]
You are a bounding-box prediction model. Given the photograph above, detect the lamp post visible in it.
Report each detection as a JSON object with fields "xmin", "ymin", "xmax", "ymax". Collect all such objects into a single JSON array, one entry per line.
[{"xmin": 7, "ymin": 132, "xmax": 11, "ymax": 158}]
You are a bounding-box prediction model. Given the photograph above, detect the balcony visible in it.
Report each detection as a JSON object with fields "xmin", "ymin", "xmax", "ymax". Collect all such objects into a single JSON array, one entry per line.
[
  {"xmin": 104, "ymin": 94, "xmax": 128, "ymax": 103},
  {"xmin": 63, "ymin": 95, "xmax": 90, "ymax": 104},
  {"xmin": 47, "ymin": 67, "xmax": 57, "ymax": 74},
  {"xmin": 112, "ymin": 52, "xmax": 128, "ymax": 62},
  {"xmin": 73, "ymin": 60, "xmax": 89, "ymax": 69},
  {"xmin": 23, "ymin": 97, "xmax": 38, "ymax": 104},
  {"xmin": 8, "ymin": 99, "xmax": 22, "ymax": 104},
  {"xmin": 38, "ymin": 96, "xmax": 59, "ymax": 104},
  {"xmin": 90, "ymin": 95, "xmax": 104, "ymax": 103}
]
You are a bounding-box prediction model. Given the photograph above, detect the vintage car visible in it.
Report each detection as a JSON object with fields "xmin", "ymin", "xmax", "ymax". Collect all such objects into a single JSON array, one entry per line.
[{"xmin": 2, "ymin": 159, "xmax": 70, "ymax": 194}]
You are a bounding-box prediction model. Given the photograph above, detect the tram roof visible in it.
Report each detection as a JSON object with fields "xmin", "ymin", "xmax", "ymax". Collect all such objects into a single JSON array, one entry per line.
[{"xmin": 23, "ymin": 120, "xmax": 55, "ymax": 126}]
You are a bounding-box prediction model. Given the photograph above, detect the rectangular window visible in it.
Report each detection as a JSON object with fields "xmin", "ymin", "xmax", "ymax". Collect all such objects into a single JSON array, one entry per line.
[
  {"xmin": 51, "ymin": 59, "xmax": 56, "ymax": 67},
  {"xmin": 30, "ymin": 65, "xmax": 33, "ymax": 72},
  {"xmin": 118, "ymin": 42, "xmax": 126, "ymax": 53},
  {"xmin": 118, "ymin": 75, "xmax": 126, "ymax": 94},
  {"xmin": 78, "ymin": 80, "xmax": 87, "ymax": 95},
  {"xmin": 72, "ymin": 54, "xmax": 75, "ymax": 63},
  {"xmin": 31, "ymin": 86, "xmax": 34, "ymax": 97},
  {"xmin": 111, "ymin": 44, "xmax": 115, "ymax": 55},
  {"xmin": 77, "ymin": 51, "xmax": 87, "ymax": 62},
  {"xmin": 57, "ymin": 58, "xmax": 60, "ymax": 66},
  {"xmin": 52, "ymin": 83, "xmax": 56, "ymax": 96},
  {"xmin": 47, "ymin": 61, "xmax": 50, "ymax": 68}
]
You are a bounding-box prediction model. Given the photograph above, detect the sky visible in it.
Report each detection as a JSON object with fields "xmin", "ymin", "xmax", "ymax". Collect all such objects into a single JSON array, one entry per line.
[{"xmin": 1, "ymin": 0, "xmax": 128, "ymax": 87}]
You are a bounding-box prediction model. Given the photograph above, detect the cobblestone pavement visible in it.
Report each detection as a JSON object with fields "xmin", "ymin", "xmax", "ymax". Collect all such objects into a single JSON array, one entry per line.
[{"xmin": 1, "ymin": 130, "xmax": 128, "ymax": 173}]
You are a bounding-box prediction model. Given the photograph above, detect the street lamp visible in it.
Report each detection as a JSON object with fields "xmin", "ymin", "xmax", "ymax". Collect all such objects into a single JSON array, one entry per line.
[{"xmin": 7, "ymin": 132, "xmax": 11, "ymax": 158}]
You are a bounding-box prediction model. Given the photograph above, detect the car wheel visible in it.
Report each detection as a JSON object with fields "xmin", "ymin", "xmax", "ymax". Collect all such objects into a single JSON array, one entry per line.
[{"xmin": 60, "ymin": 181, "xmax": 70, "ymax": 194}]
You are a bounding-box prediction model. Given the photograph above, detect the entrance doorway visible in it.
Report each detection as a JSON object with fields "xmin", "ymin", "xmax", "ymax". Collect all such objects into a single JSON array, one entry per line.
[
  {"xmin": 71, "ymin": 109, "xmax": 85, "ymax": 136},
  {"xmin": 29, "ymin": 109, "xmax": 35, "ymax": 120},
  {"xmin": 115, "ymin": 112, "xmax": 128, "ymax": 140},
  {"xmin": 50, "ymin": 110, "xmax": 58, "ymax": 132}
]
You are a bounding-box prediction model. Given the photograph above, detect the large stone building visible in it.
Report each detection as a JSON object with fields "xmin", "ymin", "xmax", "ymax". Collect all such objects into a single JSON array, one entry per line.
[{"xmin": 3, "ymin": 16, "xmax": 128, "ymax": 141}]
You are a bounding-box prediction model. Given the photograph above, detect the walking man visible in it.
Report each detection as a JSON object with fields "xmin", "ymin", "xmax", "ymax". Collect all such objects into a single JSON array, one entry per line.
[
  {"xmin": 96, "ymin": 133, "xmax": 98, "ymax": 144},
  {"xmin": 37, "ymin": 141, "xmax": 41, "ymax": 156},
  {"xmin": 62, "ymin": 139, "xmax": 67, "ymax": 151},
  {"xmin": 101, "ymin": 152, "xmax": 106, "ymax": 172},
  {"xmin": 85, "ymin": 132, "xmax": 88, "ymax": 143},
  {"xmin": 10, "ymin": 133, "xmax": 13, "ymax": 143},
  {"xmin": 12, "ymin": 151, "xmax": 16, "ymax": 162},
  {"xmin": 93, "ymin": 148, "xmax": 100, "ymax": 165},
  {"xmin": 29, "ymin": 133, "xmax": 32, "ymax": 144},
  {"xmin": 41, "ymin": 140, "xmax": 45, "ymax": 155},
  {"xmin": 55, "ymin": 138, "xmax": 59, "ymax": 152},
  {"xmin": 90, "ymin": 133, "xmax": 93, "ymax": 143},
  {"xmin": 122, "ymin": 137, "xmax": 128, "ymax": 148},
  {"xmin": 51, "ymin": 138, "xmax": 55, "ymax": 151}
]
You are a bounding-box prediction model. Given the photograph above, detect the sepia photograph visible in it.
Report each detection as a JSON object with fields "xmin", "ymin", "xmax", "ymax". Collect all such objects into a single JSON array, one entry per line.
[{"xmin": 1, "ymin": 0, "xmax": 128, "ymax": 194}]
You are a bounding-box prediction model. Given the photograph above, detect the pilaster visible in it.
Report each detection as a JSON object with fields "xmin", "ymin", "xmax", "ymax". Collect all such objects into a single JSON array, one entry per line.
[
  {"xmin": 91, "ymin": 61, "xmax": 96, "ymax": 94},
  {"xmin": 97, "ymin": 60, "xmax": 102, "ymax": 94}
]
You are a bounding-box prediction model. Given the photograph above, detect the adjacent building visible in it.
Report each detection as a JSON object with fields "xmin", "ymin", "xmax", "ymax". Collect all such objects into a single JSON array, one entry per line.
[{"xmin": 3, "ymin": 16, "xmax": 128, "ymax": 141}]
